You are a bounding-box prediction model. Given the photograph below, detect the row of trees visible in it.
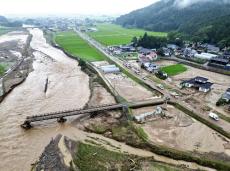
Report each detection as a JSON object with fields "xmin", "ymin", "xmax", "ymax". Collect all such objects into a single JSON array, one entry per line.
[
  {"xmin": 132, "ymin": 32, "xmax": 184, "ymax": 49},
  {"xmin": 132, "ymin": 33, "xmax": 168, "ymax": 49}
]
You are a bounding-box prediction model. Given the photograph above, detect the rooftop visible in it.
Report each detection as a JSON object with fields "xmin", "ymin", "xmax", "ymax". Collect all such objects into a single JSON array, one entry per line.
[
  {"xmin": 210, "ymin": 57, "xmax": 229, "ymax": 64},
  {"xmin": 182, "ymin": 76, "xmax": 213, "ymax": 89},
  {"xmin": 223, "ymin": 93, "xmax": 230, "ymax": 100},
  {"xmin": 139, "ymin": 47, "xmax": 152, "ymax": 54},
  {"xmin": 194, "ymin": 76, "xmax": 208, "ymax": 82}
]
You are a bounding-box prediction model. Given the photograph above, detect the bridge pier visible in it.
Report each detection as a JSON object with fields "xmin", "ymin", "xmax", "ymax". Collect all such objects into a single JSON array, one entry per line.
[
  {"xmin": 57, "ymin": 117, "xmax": 67, "ymax": 123},
  {"xmin": 122, "ymin": 105, "xmax": 129, "ymax": 119},
  {"xmin": 21, "ymin": 121, "xmax": 32, "ymax": 129},
  {"xmin": 90, "ymin": 111, "xmax": 98, "ymax": 118}
]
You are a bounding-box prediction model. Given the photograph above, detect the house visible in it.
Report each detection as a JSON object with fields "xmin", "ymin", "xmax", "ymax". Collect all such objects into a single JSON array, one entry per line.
[
  {"xmin": 120, "ymin": 45, "xmax": 136, "ymax": 52},
  {"xmin": 223, "ymin": 51, "xmax": 230, "ymax": 59},
  {"xmin": 138, "ymin": 51, "xmax": 158, "ymax": 64},
  {"xmin": 183, "ymin": 48, "xmax": 197, "ymax": 58},
  {"xmin": 167, "ymin": 44, "xmax": 179, "ymax": 50},
  {"xmin": 138, "ymin": 47, "xmax": 152, "ymax": 55},
  {"xmin": 208, "ymin": 57, "xmax": 230, "ymax": 70},
  {"xmin": 222, "ymin": 88, "xmax": 230, "ymax": 102},
  {"xmin": 194, "ymin": 53, "xmax": 217, "ymax": 60},
  {"xmin": 114, "ymin": 50, "xmax": 122, "ymax": 55},
  {"xmin": 142, "ymin": 62, "xmax": 159, "ymax": 73},
  {"xmin": 180, "ymin": 76, "xmax": 213, "ymax": 93},
  {"xmin": 162, "ymin": 47, "xmax": 171, "ymax": 57},
  {"xmin": 206, "ymin": 44, "xmax": 220, "ymax": 54}
]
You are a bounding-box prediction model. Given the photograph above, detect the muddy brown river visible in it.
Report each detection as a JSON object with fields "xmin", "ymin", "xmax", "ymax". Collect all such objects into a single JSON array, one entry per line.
[
  {"xmin": 0, "ymin": 28, "xmax": 91, "ymax": 171},
  {"xmin": 0, "ymin": 29, "xmax": 216, "ymax": 171}
]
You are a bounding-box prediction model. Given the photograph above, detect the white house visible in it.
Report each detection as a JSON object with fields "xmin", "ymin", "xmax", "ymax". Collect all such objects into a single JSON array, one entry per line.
[
  {"xmin": 194, "ymin": 53, "xmax": 217, "ymax": 60},
  {"xmin": 100, "ymin": 65, "xmax": 120, "ymax": 74}
]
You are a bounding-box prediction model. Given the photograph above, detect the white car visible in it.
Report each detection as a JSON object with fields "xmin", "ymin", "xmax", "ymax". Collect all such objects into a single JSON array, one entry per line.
[{"xmin": 209, "ymin": 112, "xmax": 219, "ymax": 121}]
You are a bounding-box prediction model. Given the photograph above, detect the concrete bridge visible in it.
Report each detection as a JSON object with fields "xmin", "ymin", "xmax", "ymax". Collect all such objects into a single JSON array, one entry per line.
[{"xmin": 21, "ymin": 99, "xmax": 165, "ymax": 129}]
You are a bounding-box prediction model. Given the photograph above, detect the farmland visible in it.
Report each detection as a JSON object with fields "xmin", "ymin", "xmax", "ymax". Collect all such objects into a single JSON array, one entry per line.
[
  {"xmin": 0, "ymin": 26, "xmax": 15, "ymax": 36},
  {"xmin": 0, "ymin": 64, "xmax": 6, "ymax": 76},
  {"xmin": 160, "ymin": 64, "xmax": 187, "ymax": 76},
  {"xmin": 87, "ymin": 23, "xmax": 167, "ymax": 46},
  {"xmin": 55, "ymin": 31, "xmax": 106, "ymax": 61}
]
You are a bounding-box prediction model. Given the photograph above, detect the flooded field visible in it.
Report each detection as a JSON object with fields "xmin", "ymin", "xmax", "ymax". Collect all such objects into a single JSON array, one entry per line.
[
  {"xmin": 133, "ymin": 105, "xmax": 230, "ymax": 155},
  {"xmin": 105, "ymin": 73, "xmax": 158, "ymax": 101},
  {"xmin": 0, "ymin": 28, "xmax": 90, "ymax": 171}
]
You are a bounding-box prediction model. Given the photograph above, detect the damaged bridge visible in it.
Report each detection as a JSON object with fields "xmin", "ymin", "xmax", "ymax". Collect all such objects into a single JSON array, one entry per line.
[{"xmin": 21, "ymin": 99, "xmax": 165, "ymax": 129}]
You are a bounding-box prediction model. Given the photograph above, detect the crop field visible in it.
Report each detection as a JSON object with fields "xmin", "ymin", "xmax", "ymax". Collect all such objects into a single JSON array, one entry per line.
[
  {"xmin": 0, "ymin": 64, "xmax": 6, "ymax": 76},
  {"xmin": 160, "ymin": 64, "xmax": 187, "ymax": 76},
  {"xmin": 55, "ymin": 31, "xmax": 106, "ymax": 61},
  {"xmin": 0, "ymin": 27, "xmax": 15, "ymax": 36},
  {"xmin": 88, "ymin": 23, "xmax": 167, "ymax": 46}
]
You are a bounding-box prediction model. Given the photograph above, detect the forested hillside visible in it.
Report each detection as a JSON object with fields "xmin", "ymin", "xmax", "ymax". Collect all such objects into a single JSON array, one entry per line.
[
  {"xmin": 0, "ymin": 15, "xmax": 22, "ymax": 27},
  {"xmin": 116, "ymin": 0, "xmax": 230, "ymax": 47}
]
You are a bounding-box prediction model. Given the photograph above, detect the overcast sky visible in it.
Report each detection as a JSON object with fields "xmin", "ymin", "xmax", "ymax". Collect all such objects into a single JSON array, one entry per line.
[{"xmin": 0, "ymin": 0, "xmax": 159, "ymax": 16}]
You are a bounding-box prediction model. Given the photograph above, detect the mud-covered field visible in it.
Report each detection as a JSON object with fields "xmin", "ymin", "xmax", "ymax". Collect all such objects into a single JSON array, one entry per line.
[
  {"xmin": 132, "ymin": 105, "xmax": 230, "ymax": 157},
  {"xmin": 105, "ymin": 73, "xmax": 158, "ymax": 101},
  {"xmin": 173, "ymin": 66, "xmax": 230, "ymax": 115}
]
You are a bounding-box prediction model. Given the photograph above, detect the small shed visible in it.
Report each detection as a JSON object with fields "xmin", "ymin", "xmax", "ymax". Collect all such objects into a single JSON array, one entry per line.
[{"xmin": 100, "ymin": 65, "xmax": 120, "ymax": 74}]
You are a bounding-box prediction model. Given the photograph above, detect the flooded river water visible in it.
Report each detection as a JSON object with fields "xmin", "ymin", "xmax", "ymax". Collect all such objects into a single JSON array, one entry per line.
[{"xmin": 0, "ymin": 28, "xmax": 90, "ymax": 171}]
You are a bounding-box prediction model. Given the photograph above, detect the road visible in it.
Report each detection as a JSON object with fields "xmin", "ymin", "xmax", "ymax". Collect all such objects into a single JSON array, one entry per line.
[
  {"xmin": 75, "ymin": 29, "xmax": 168, "ymax": 96},
  {"xmin": 75, "ymin": 29, "xmax": 230, "ymax": 136}
]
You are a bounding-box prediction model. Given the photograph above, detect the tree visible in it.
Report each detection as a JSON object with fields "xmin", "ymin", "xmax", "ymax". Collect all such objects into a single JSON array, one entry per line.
[
  {"xmin": 131, "ymin": 36, "xmax": 138, "ymax": 47},
  {"xmin": 136, "ymin": 33, "xmax": 167, "ymax": 49}
]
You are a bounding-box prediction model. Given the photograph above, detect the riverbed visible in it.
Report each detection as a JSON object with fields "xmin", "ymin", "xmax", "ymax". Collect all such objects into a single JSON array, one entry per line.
[{"xmin": 0, "ymin": 28, "xmax": 90, "ymax": 171}]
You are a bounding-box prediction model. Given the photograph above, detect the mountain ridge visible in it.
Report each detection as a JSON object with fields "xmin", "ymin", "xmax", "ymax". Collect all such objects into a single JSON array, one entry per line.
[{"xmin": 115, "ymin": 0, "xmax": 230, "ymax": 45}]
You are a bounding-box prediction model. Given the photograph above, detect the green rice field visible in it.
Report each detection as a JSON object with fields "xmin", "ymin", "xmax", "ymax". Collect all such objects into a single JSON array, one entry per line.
[
  {"xmin": 55, "ymin": 31, "xmax": 106, "ymax": 61},
  {"xmin": 160, "ymin": 64, "xmax": 187, "ymax": 76},
  {"xmin": 0, "ymin": 64, "xmax": 6, "ymax": 76},
  {"xmin": 88, "ymin": 23, "xmax": 167, "ymax": 46},
  {"xmin": 0, "ymin": 26, "xmax": 15, "ymax": 36}
]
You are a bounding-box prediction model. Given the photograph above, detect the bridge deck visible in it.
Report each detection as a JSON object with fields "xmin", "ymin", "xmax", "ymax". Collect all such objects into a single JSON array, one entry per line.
[
  {"xmin": 21, "ymin": 99, "xmax": 165, "ymax": 129},
  {"xmin": 26, "ymin": 103, "xmax": 124, "ymax": 122}
]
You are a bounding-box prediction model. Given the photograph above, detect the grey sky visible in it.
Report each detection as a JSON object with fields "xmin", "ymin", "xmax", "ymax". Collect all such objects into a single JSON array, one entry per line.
[{"xmin": 0, "ymin": 0, "xmax": 159, "ymax": 15}]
